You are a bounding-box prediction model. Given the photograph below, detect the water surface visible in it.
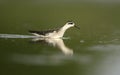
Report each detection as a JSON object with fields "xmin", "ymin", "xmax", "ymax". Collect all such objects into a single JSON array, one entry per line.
[{"xmin": 0, "ymin": 0, "xmax": 120, "ymax": 75}]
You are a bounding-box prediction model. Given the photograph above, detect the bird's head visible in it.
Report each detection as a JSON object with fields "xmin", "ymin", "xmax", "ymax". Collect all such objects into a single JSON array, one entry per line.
[{"xmin": 65, "ymin": 21, "xmax": 80, "ymax": 29}]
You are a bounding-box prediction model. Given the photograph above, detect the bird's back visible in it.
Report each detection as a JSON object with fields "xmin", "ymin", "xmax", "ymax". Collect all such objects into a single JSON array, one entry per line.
[{"xmin": 29, "ymin": 28, "xmax": 60, "ymax": 36}]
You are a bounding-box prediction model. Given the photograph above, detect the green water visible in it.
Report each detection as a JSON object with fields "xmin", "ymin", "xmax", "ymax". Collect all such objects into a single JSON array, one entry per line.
[{"xmin": 0, "ymin": 0, "xmax": 120, "ymax": 75}]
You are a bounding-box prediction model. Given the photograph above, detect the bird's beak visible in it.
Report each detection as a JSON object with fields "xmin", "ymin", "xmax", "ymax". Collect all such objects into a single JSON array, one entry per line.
[{"xmin": 74, "ymin": 25, "xmax": 80, "ymax": 30}]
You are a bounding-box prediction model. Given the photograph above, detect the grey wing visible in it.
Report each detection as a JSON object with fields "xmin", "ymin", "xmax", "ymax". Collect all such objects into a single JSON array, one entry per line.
[{"xmin": 29, "ymin": 30, "xmax": 55, "ymax": 35}]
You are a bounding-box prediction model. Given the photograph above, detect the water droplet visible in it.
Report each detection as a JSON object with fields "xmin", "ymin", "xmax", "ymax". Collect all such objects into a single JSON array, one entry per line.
[{"xmin": 80, "ymin": 40, "xmax": 85, "ymax": 43}]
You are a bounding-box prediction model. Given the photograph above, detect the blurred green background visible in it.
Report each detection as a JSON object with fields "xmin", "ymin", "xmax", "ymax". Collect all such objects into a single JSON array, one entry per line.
[{"xmin": 0, "ymin": 0, "xmax": 120, "ymax": 75}]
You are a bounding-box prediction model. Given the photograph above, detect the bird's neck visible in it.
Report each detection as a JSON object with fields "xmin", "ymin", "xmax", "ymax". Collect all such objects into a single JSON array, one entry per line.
[
  {"xmin": 62, "ymin": 25, "xmax": 70, "ymax": 30},
  {"xmin": 57, "ymin": 25, "xmax": 70, "ymax": 37}
]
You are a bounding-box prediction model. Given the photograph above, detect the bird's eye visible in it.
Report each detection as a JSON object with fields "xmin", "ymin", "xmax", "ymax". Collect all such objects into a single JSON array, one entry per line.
[{"xmin": 68, "ymin": 22, "xmax": 73, "ymax": 25}]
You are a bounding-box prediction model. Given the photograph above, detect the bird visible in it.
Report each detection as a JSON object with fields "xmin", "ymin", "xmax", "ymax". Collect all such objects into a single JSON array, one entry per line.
[{"xmin": 29, "ymin": 21, "xmax": 80, "ymax": 38}]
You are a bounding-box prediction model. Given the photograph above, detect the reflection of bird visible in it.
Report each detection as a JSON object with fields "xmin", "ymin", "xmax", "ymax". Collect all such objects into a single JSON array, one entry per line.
[
  {"xmin": 31, "ymin": 38, "xmax": 73, "ymax": 56},
  {"xmin": 29, "ymin": 21, "xmax": 80, "ymax": 38}
]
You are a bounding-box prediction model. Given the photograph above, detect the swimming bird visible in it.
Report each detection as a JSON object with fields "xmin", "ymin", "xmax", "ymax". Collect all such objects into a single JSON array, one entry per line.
[{"xmin": 29, "ymin": 21, "xmax": 80, "ymax": 38}]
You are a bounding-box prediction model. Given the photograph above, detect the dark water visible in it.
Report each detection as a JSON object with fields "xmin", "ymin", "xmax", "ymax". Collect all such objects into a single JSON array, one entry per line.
[{"xmin": 0, "ymin": 0, "xmax": 120, "ymax": 75}]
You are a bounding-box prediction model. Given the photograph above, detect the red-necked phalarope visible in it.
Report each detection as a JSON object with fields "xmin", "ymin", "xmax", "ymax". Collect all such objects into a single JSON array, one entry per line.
[{"xmin": 29, "ymin": 21, "xmax": 80, "ymax": 38}]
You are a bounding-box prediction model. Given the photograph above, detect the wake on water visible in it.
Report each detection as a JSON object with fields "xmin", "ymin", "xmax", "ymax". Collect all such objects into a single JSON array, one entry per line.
[
  {"xmin": 0, "ymin": 34, "xmax": 70, "ymax": 39},
  {"xmin": 0, "ymin": 34, "xmax": 38, "ymax": 39}
]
